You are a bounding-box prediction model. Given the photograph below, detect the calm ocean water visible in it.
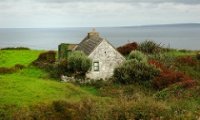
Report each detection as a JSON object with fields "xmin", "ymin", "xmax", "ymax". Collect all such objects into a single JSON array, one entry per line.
[{"xmin": 0, "ymin": 25, "xmax": 200, "ymax": 50}]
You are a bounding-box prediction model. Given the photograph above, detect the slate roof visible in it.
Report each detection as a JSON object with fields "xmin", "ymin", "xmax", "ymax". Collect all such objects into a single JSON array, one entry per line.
[
  {"xmin": 67, "ymin": 44, "xmax": 78, "ymax": 51},
  {"xmin": 76, "ymin": 31, "xmax": 103, "ymax": 55}
]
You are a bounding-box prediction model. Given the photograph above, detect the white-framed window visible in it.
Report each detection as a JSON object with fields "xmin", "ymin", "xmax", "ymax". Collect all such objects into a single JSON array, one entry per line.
[{"xmin": 93, "ymin": 62, "xmax": 99, "ymax": 71}]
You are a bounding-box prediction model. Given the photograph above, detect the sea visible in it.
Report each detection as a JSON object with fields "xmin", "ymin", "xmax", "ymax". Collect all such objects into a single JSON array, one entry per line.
[{"xmin": 0, "ymin": 24, "xmax": 200, "ymax": 50}]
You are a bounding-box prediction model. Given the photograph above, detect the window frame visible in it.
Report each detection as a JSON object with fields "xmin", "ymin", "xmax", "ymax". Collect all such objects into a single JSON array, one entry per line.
[{"xmin": 93, "ymin": 61, "xmax": 99, "ymax": 71}]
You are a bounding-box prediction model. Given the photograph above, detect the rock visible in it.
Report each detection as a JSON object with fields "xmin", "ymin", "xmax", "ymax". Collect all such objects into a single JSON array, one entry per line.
[{"xmin": 61, "ymin": 75, "xmax": 75, "ymax": 82}]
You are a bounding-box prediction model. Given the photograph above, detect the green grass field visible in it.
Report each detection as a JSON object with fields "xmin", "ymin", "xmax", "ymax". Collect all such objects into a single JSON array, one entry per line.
[
  {"xmin": 0, "ymin": 50, "xmax": 43, "ymax": 67},
  {"xmin": 0, "ymin": 50, "xmax": 95, "ymax": 107}
]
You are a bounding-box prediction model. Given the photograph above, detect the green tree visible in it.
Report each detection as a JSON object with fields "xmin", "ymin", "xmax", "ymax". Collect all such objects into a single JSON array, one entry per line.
[{"xmin": 68, "ymin": 51, "xmax": 92, "ymax": 77}]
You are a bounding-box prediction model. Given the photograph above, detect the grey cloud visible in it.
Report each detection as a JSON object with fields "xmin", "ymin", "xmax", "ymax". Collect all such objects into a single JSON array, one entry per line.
[
  {"xmin": 35, "ymin": 0, "xmax": 200, "ymax": 4},
  {"xmin": 1, "ymin": 0, "xmax": 200, "ymax": 4}
]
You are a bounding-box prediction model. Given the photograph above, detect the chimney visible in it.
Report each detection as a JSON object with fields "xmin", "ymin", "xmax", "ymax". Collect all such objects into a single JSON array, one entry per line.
[{"xmin": 88, "ymin": 28, "xmax": 99, "ymax": 38}]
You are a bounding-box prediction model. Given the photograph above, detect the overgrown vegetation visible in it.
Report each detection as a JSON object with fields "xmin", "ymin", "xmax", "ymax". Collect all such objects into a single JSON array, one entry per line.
[
  {"xmin": 117, "ymin": 42, "xmax": 138, "ymax": 56},
  {"xmin": 31, "ymin": 51, "xmax": 92, "ymax": 79},
  {"xmin": 1, "ymin": 43, "xmax": 200, "ymax": 119},
  {"xmin": 114, "ymin": 51, "xmax": 160, "ymax": 84},
  {"xmin": 138, "ymin": 40, "xmax": 162, "ymax": 54},
  {"xmin": 0, "ymin": 47, "xmax": 30, "ymax": 50},
  {"xmin": 0, "ymin": 64, "xmax": 25, "ymax": 74},
  {"xmin": 67, "ymin": 51, "xmax": 92, "ymax": 77}
]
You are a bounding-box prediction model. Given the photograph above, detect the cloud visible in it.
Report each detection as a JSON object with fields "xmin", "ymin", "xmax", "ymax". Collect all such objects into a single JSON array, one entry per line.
[
  {"xmin": 35, "ymin": 0, "xmax": 200, "ymax": 4},
  {"xmin": 0, "ymin": 0, "xmax": 199, "ymax": 27},
  {"xmin": 1, "ymin": 0, "xmax": 200, "ymax": 4}
]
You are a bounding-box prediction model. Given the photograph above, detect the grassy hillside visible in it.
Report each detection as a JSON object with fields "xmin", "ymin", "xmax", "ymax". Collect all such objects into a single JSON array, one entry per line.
[
  {"xmin": 0, "ymin": 50, "xmax": 43, "ymax": 67},
  {"xmin": 0, "ymin": 50, "xmax": 95, "ymax": 107},
  {"xmin": 0, "ymin": 49, "xmax": 200, "ymax": 119}
]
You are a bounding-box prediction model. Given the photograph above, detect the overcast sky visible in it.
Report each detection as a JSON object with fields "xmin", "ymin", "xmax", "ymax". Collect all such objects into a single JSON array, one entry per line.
[{"xmin": 0, "ymin": 0, "xmax": 200, "ymax": 28}]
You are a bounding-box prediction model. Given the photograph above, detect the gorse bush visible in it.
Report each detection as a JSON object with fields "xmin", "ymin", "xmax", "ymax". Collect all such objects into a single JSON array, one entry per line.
[
  {"xmin": 128, "ymin": 50, "xmax": 147, "ymax": 63},
  {"xmin": 138, "ymin": 40, "xmax": 161, "ymax": 54},
  {"xmin": 32, "ymin": 51, "xmax": 56, "ymax": 70},
  {"xmin": 117, "ymin": 42, "xmax": 138, "ymax": 56},
  {"xmin": 68, "ymin": 51, "xmax": 91, "ymax": 77},
  {"xmin": 114, "ymin": 59, "xmax": 160, "ymax": 84}
]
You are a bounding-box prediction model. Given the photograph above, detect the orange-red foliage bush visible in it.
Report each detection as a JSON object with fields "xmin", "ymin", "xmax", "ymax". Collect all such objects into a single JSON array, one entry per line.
[
  {"xmin": 149, "ymin": 60, "xmax": 196, "ymax": 90},
  {"xmin": 176, "ymin": 56, "xmax": 197, "ymax": 66},
  {"xmin": 178, "ymin": 79, "xmax": 197, "ymax": 89},
  {"xmin": 117, "ymin": 42, "xmax": 138, "ymax": 56},
  {"xmin": 148, "ymin": 60, "xmax": 167, "ymax": 71}
]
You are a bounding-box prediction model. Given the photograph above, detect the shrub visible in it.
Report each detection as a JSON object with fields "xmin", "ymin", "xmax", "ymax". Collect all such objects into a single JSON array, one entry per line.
[
  {"xmin": 68, "ymin": 51, "xmax": 91, "ymax": 77},
  {"xmin": 0, "ymin": 47, "xmax": 30, "ymax": 50},
  {"xmin": 13, "ymin": 98, "xmax": 109, "ymax": 120},
  {"xmin": 128, "ymin": 50, "xmax": 147, "ymax": 63},
  {"xmin": 152, "ymin": 70, "xmax": 186, "ymax": 90},
  {"xmin": 151, "ymin": 65, "xmax": 196, "ymax": 90},
  {"xmin": 14, "ymin": 64, "xmax": 25, "ymax": 70},
  {"xmin": 32, "ymin": 51, "xmax": 56, "ymax": 70},
  {"xmin": 138, "ymin": 40, "xmax": 161, "ymax": 54},
  {"xmin": 49, "ymin": 59, "xmax": 68, "ymax": 78},
  {"xmin": 176, "ymin": 56, "xmax": 197, "ymax": 66},
  {"xmin": 0, "ymin": 67, "xmax": 16, "ymax": 74},
  {"xmin": 178, "ymin": 79, "xmax": 197, "ymax": 89},
  {"xmin": 117, "ymin": 42, "xmax": 138, "ymax": 56},
  {"xmin": 0, "ymin": 64, "xmax": 25, "ymax": 74},
  {"xmin": 129, "ymin": 99, "xmax": 170, "ymax": 119},
  {"xmin": 149, "ymin": 59, "xmax": 196, "ymax": 90},
  {"xmin": 114, "ymin": 59, "xmax": 160, "ymax": 84},
  {"xmin": 196, "ymin": 52, "xmax": 200, "ymax": 60},
  {"xmin": 33, "ymin": 51, "xmax": 56, "ymax": 64}
]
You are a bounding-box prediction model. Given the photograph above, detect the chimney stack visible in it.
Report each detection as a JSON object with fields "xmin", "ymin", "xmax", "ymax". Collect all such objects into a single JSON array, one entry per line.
[{"xmin": 88, "ymin": 28, "xmax": 99, "ymax": 38}]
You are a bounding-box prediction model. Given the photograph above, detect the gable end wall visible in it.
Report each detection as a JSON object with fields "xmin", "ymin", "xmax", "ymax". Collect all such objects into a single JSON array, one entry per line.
[{"xmin": 86, "ymin": 39, "xmax": 125, "ymax": 80}]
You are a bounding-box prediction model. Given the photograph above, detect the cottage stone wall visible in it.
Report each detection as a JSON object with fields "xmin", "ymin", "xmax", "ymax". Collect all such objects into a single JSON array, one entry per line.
[{"xmin": 86, "ymin": 39, "xmax": 125, "ymax": 80}]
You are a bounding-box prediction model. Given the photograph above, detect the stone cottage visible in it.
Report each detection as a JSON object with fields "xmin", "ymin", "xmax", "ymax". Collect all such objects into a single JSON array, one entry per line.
[{"xmin": 58, "ymin": 29, "xmax": 125, "ymax": 80}]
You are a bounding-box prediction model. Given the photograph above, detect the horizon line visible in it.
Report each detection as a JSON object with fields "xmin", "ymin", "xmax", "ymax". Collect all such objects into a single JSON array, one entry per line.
[{"xmin": 0, "ymin": 22, "xmax": 200, "ymax": 29}]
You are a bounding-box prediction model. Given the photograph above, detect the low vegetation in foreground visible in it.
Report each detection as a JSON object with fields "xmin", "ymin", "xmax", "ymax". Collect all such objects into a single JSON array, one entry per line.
[{"xmin": 0, "ymin": 42, "xmax": 200, "ymax": 120}]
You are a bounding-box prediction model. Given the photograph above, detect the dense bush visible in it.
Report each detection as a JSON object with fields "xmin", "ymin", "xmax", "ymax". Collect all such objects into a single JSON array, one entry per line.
[
  {"xmin": 49, "ymin": 59, "xmax": 68, "ymax": 78},
  {"xmin": 176, "ymin": 56, "xmax": 197, "ymax": 66},
  {"xmin": 138, "ymin": 40, "xmax": 161, "ymax": 54},
  {"xmin": 114, "ymin": 59, "xmax": 160, "ymax": 84},
  {"xmin": 155, "ymin": 81, "xmax": 199, "ymax": 101},
  {"xmin": 0, "ymin": 67, "xmax": 16, "ymax": 74},
  {"xmin": 152, "ymin": 70, "xmax": 190, "ymax": 90},
  {"xmin": 13, "ymin": 98, "xmax": 109, "ymax": 120},
  {"xmin": 117, "ymin": 42, "xmax": 138, "ymax": 56},
  {"xmin": 68, "ymin": 51, "xmax": 91, "ymax": 77},
  {"xmin": 128, "ymin": 50, "xmax": 147, "ymax": 63},
  {"xmin": 0, "ymin": 64, "xmax": 25, "ymax": 74},
  {"xmin": 32, "ymin": 51, "xmax": 56, "ymax": 70},
  {"xmin": 14, "ymin": 64, "xmax": 25, "ymax": 70},
  {"xmin": 33, "ymin": 51, "xmax": 56, "ymax": 64},
  {"xmin": 149, "ymin": 60, "xmax": 196, "ymax": 90},
  {"xmin": 196, "ymin": 52, "xmax": 200, "ymax": 60},
  {"xmin": 11, "ymin": 97, "xmax": 172, "ymax": 120},
  {"xmin": 0, "ymin": 47, "xmax": 30, "ymax": 50}
]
